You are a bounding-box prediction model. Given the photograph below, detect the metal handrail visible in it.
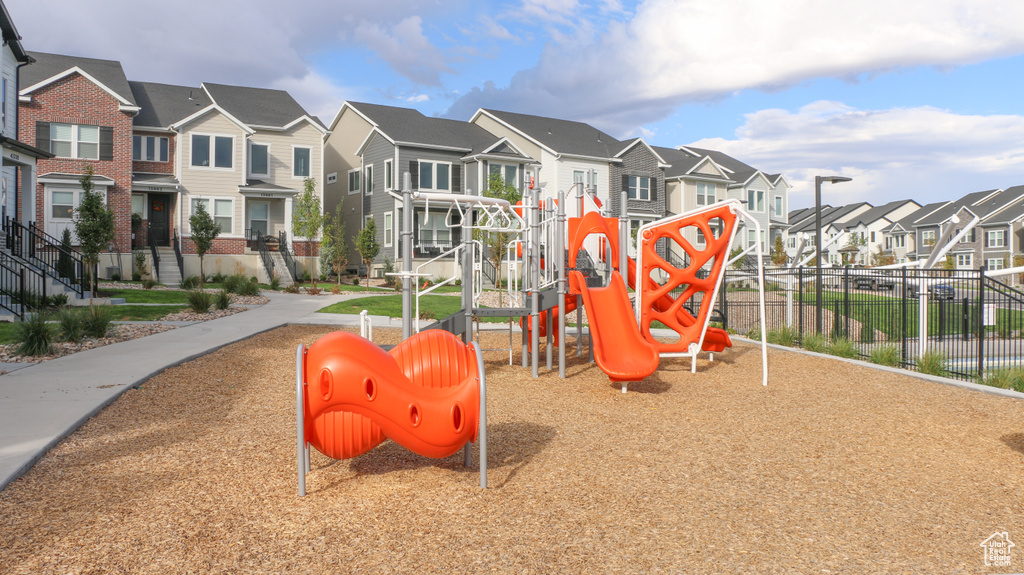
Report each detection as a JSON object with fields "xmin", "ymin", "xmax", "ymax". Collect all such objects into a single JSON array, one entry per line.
[
  {"xmin": 3, "ymin": 217, "xmax": 85, "ymax": 297},
  {"xmin": 278, "ymin": 231, "xmax": 299, "ymax": 282},
  {"xmin": 256, "ymin": 233, "xmax": 276, "ymax": 279},
  {"xmin": 148, "ymin": 243, "xmax": 160, "ymax": 283},
  {"xmin": 172, "ymin": 233, "xmax": 184, "ymax": 280}
]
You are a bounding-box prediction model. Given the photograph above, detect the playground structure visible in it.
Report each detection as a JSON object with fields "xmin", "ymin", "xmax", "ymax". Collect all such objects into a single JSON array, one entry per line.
[{"xmin": 294, "ymin": 171, "xmax": 770, "ymax": 494}]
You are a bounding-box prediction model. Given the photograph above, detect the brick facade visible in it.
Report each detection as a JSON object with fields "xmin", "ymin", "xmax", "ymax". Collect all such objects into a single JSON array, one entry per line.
[
  {"xmin": 132, "ymin": 129, "xmax": 176, "ymax": 174},
  {"xmin": 19, "ymin": 73, "xmax": 134, "ymax": 250}
]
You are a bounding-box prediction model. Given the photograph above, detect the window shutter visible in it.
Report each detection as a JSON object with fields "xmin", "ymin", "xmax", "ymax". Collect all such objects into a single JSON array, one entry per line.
[
  {"xmin": 453, "ymin": 225, "xmax": 461, "ymax": 245},
  {"xmin": 622, "ymin": 174, "xmax": 629, "ymax": 192},
  {"xmin": 452, "ymin": 165, "xmax": 462, "ymax": 193},
  {"xmin": 99, "ymin": 126, "xmax": 114, "ymax": 161},
  {"xmin": 409, "ymin": 161, "xmax": 419, "ymax": 190},
  {"xmin": 35, "ymin": 121, "xmax": 50, "ymax": 152},
  {"xmin": 650, "ymin": 177, "xmax": 658, "ymax": 202}
]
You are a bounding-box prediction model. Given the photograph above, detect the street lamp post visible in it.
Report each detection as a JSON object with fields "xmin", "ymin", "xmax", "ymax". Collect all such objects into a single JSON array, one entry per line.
[{"xmin": 815, "ymin": 175, "xmax": 852, "ymax": 335}]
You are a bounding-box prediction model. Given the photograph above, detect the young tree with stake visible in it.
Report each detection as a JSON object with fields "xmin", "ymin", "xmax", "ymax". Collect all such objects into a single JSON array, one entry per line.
[{"xmin": 189, "ymin": 201, "xmax": 221, "ymax": 290}]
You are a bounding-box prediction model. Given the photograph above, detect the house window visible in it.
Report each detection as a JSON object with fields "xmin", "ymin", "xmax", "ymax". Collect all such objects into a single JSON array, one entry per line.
[
  {"xmin": 788, "ymin": 237, "xmax": 796, "ymax": 248},
  {"xmin": 249, "ymin": 143, "xmax": 269, "ymax": 177},
  {"xmin": 294, "ymin": 147, "xmax": 311, "ymax": 177},
  {"xmin": 418, "ymin": 210, "xmax": 451, "ymax": 246},
  {"xmin": 249, "ymin": 202, "xmax": 269, "ymax": 236},
  {"xmin": 747, "ymin": 189, "xmax": 765, "ymax": 211},
  {"xmin": 51, "ymin": 123, "xmax": 99, "ymax": 160},
  {"xmin": 573, "ymin": 170, "xmax": 584, "ymax": 190},
  {"xmin": 191, "ymin": 197, "xmax": 233, "ymax": 234},
  {"xmin": 628, "ymin": 176, "xmax": 650, "ymax": 200},
  {"xmin": 131, "ymin": 194, "xmax": 145, "ymax": 216},
  {"xmin": 870, "ymin": 231, "xmax": 876, "ymax": 243},
  {"xmin": 774, "ymin": 195, "xmax": 783, "ymax": 217},
  {"xmin": 696, "ymin": 182, "xmax": 716, "ymax": 206},
  {"xmin": 956, "ymin": 228, "xmax": 976, "ymax": 243},
  {"xmin": 885, "ymin": 236, "xmax": 892, "ymax": 250},
  {"xmin": 418, "ymin": 161, "xmax": 451, "ymax": 191},
  {"xmin": 384, "ymin": 160, "xmax": 393, "ymax": 190},
  {"xmin": 191, "ymin": 134, "xmax": 233, "ymax": 168},
  {"xmin": 988, "ymin": 258, "xmax": 1006, "ymax": 271},
  {"xmin": 1, "ymin": 78, "xmax": 6, "ymax": 130},
  {"xmin": 133, "ymin": 135, "xmax": 169, "ymax": 162},
  {"xmin": 696, "ymin": 229, "xmax": 706, "ymax": 247},
  {"xmin": 384, "ymin": 212, "xmax": 393, "ymax": 247},
  {"xmin": 347, "ymin": 169, "xmax": 360, "ymax": 194},
  {"xmin": 921, "ymin": 230, "xmax": 936, "ymax": 246},
  {"xmin": 986, "ymin": 230, "xmax": 1006, "ymax": 248},
  {"xmin": 51, "ymin": 190, "xmax": 75, "ymax": 219},
  {"xmin": 748, "ymin": 229, "xmax": 756, "ymax": 248},
  {"xmin": 956, "ymin": 253, "xmax": 972, "ymax": 269},
  {"xmin": 894, "ymin": 235, "xmax": 906, "ymax": 248},
  {"xmin": 489, "ymin": 163, "xmax": 518, "ymax": 188},
  {"xmin": 364, "ymin": 164, "xmax": 374, "ymax": 195}
]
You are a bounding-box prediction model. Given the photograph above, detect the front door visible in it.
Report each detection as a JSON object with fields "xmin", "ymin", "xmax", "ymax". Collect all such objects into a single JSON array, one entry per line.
[{"xmin": 148, "ymin": 194, "xmax": 170, "ymax": 246}]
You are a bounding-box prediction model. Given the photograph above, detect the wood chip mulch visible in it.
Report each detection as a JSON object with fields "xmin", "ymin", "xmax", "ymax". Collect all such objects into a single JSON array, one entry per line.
[{"xmin": 0, "ymin": 326, "xmax": 1022, "ymax": 574}]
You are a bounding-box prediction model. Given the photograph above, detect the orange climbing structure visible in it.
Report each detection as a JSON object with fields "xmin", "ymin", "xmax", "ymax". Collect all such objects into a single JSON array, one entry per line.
[{"xmin": 296, "ymin": 329, "xmax": 486, "ymax": 494}]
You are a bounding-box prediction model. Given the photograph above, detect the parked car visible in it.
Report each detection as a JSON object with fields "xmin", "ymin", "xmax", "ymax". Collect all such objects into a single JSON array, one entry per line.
[
  {"xmin": 853, "ymin": 273, "xmax": 895, "ymax": 291},
  {"xmin": 906, "ymin": 283, "xmax": 955, "ymax": 300}
]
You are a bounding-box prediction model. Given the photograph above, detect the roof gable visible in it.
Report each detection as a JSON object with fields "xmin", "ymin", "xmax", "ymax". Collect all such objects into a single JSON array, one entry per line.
[
  {"xmin": 202, "ymin": 82, "xmax": 323, "ymax": 131},
  {"xmin": 476, "ymin": 108, "xmax": 622, "ymax": 159},
  {"xmin": 21, "ymin": 52, "xmax": 138, "ymax": 110}
]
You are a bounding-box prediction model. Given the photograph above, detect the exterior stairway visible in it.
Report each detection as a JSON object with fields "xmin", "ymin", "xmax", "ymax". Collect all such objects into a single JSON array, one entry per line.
[
  {"xmin": 154, "ymin": 246, "xmax": 181, "ymax": 287},
  {"xmin": 267, "ymin": 251, "xmax": 295, "ymax": 287}
]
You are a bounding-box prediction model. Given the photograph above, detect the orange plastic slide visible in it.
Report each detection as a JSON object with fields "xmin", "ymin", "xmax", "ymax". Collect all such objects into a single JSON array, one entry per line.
[
  {"xmin": 569, "ymin": 270, "xmax": 659, "ymax": 383},
  {"xmin": 301, "ymin": 329, "xmax": 480, "ymax": 461}
]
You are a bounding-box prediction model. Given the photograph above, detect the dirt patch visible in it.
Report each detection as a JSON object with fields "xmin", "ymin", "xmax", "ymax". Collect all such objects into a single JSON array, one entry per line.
[{"xmin": 1, "ymin": 326, "xmax": 1022, "ymax": 574}]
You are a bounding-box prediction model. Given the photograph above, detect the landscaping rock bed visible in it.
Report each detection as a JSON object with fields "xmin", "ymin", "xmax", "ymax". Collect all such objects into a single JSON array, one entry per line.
[{"xmin": 1, "ymin": 325, "xmax": 1021, "ymax": 573}]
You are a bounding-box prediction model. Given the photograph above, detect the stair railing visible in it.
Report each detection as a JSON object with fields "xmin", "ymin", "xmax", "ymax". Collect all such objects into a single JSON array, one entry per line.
[
  {"xmin": 255, "ymin": 233, "xmax": 275, "ymax": 279},
  {"xmin": 278, "ymin": 231, "xmax": 299, "ymax": 282},
  {"xmin": 149, "ymin": 242, "xmax": 160, "ymax": 283},
  {"xmin": 172, "ymin": 233, "xmax": 184, "ymax": 281},
  {"xmin": 2, "ymin": 217, "xmax": 85, "ymax": 297}
]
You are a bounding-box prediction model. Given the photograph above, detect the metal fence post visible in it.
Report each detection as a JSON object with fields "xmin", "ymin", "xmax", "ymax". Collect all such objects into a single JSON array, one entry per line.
[
  {"xmin": 843, "ymin": 266, "xmax": 850, "ymax": 338},
  {"xmin": 901, "ymin": 265, "xmax": 908, "ymax": 365},
  {"xmin": 798, "ymin": 266, "xmax": 804, "ymax": 337},
  {"xmin": 977, "ymin": 267, "xmax": 986, "ymax": 379}
]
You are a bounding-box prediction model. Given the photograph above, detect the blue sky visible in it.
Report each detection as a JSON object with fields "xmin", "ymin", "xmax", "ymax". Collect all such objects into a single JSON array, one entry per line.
[{"xmin": 10, "ymin": 0, "xmax": 1024, "ymax": 209}]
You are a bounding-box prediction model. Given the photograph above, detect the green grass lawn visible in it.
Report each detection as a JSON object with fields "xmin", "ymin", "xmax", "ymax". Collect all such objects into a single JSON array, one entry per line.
[
  {"xmin": 318, "ymin": 294, "xmax": 508, "ymax": 324},
  {"xmin": 100, "ymin": 289, "xmax": 190, "ymax": 304},
  {"xmin": 292, "ymin": 282, "xmax": 395, "ymax": 293},
  {"xmin": 0, "ymin": 323, "xmax": 20, "ymax": 344},
  {"xmin": 106, "ymin": 305, "xmax": 187, "ymax": 321}
]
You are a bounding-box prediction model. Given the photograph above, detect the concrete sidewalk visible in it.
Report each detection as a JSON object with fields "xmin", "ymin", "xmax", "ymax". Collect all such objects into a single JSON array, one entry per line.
[{"xmin": 0, "ymin": 291, "xmax": 372, "ymax": 492}]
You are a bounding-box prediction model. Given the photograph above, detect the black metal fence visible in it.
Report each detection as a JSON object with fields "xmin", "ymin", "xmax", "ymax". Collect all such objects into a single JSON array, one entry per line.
[{"xmin": 715, "ymin": 266, "xmax": 1024, "ymax": 383}]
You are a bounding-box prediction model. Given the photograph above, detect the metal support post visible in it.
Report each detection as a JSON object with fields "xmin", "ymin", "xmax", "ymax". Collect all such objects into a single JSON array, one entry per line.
[
  {"xmin": 619, "ymin": 190, "xmax": 628, "ymax": 276},
  {"xmin": 558, "ymin": 190, "xmax": 566, "ymax": 378},
  {"xmin": 402, "ymin": 173, "xmax": 414, "ymax": 340}
]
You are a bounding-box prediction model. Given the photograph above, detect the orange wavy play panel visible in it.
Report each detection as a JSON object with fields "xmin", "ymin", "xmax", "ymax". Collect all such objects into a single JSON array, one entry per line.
[{"xmin": 302, "ymin": 329, "xmax": 480, "ymax": 461}]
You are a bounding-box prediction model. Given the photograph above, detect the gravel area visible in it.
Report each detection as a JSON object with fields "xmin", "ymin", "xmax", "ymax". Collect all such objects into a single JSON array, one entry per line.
[
  {"xmin": 0, "ymin": 323, "xmax": 177, "ymax": 365},
  {"xmin": 0, "ymin": 326, "xmax": 1022, "ymax": 573}
]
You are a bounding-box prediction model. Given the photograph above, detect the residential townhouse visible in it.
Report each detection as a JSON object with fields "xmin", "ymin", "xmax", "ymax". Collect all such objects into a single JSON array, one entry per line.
[
  {"xmin": 979, "ymin": 186, "xmax": 1024, "ymax": 279},
  {"xmin": 836, "ymin": 199, "xmax": 920, "ymax": 265},
  {"xmin": 325, "ymin": 102, "xmax": 535, "ymax": 277},
  {"xmin": 785, "ymin": 202, "xmax": 873, "ymax": 265},
  {"xmin": 881, "ymin": 201, "xmax": 949, "ymax": 264},
  {"xmin": 19, "ymin": 51, "xmax": 325, "ymax": 285},
  {"xmin": 0, "ymin": 3, "xmax": 49, "ymax": 231},
  {"xmin": 909, "ymin": 188, "xmax": 1024, "ymax": 271}
]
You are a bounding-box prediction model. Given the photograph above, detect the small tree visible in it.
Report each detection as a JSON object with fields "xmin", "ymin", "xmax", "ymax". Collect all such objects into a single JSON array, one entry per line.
[
  {"xmin": 321, "ymin": 202, "xmax": 349, "ymax": 284},
  {"xmin": 870, "ymin": 245, "xmax": 895, "ymax": 267},
  {"xmin": 293, "ymin": 177, "xmax": 324, "ymax": 289},
  {"xmin": 355, "ymin": 218, "xmax": 380, "ymax": 292},
  {"xmin": 770, "ymin": 235, "xmax": 788, "ymax": 266},
  {"xmin": 73, "ymin": 166, "xmax": 115, "ymax": 306},
  {"xmin": 841, "ymin": 233, "xmax": 867, "ymax": 266},
  {"xmin": 56, "ymin": 228, "xmax": 75, "ymax": 280},
  {"xmin": 189, "ymin": 201, "xmax": 221, "ymax": 289},
  {"xmin": 478, "ymin": 172, "xmax": 522, "ymax": 304}
]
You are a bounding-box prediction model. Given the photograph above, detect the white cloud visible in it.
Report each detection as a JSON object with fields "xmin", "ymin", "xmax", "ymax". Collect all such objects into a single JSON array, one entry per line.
[
  {"xmin": 447, "ymin": 0, "xmax": 1024, "ymax": 133},
  {"xmin": 691, "ymin": 101, "xmax": 1024, "ymax": 208},
  {"xmin": 269, "ymin": 72, "xmax": 351, "ymax": 124},
  {"xmin": 406, "ymin": 94, "xmax": 430, "ymax": 103},
  {"xmin": 353, "ymin": 16, "xmax": 455, "ymax": 87}
]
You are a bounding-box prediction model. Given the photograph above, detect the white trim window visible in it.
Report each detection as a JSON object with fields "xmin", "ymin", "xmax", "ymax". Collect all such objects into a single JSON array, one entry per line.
[
  {"xmin": 418, "ymin": 210, "xmax": 451, "ymax": 246},
  {"xmin": 51, "ymin": 123, "xmax": 99, "ymax": 160},
  {"xmin": 133, "ymin": 135, "xmax": 169, "ymax": 162},
  {"xmin": 131, "ymin": 193, "xmax": 146, "ymax": 216},
  {"xmin": 773, "ymin": 195, "xmax": 783, "ymax": 217},
  {"xmin": 986, "ymin": 229, "xmax": 1006, "ymax": 248},
  {"xmin": 488, "ymin": 163, "xmax": 518, "ymax": 188},
  {"xmin": 921, "ymin": 230, "xmax": 936, "ymax": 246},
  {"xmin": 191, "ymin": 197, "xmax": 234, "ymax": 235},
  {"xmin": 293, "ymin": 146, "xmax": 311, "ymax": 178},
  {"xmin": 988, "ymin": 258, "xmax": 1006, "ymax": 271},
  {"xmin": 384, "ymin": 211, "xmax": 393, "ymax": 247},
  {"xmin": 956, "ymin": 253, "xmax": 973, "ymax": 269},
  {"xmin": 191, "ymin": 133, "xmax": 233, "ymax": 169},
  {"xmin": 384, "ymin": 159, "xmax": 393, "ymax": 191},
  {"xmin": 747, "ymin": 189, "xmax": 765, "ymax": 212},
  {"xmin": 364, "ymin": 164, "xmax": 374, "ymax": 195},
  {"xmin": 893, "ymin": 235, "xmax": 905, "ymax": 248},
  {"xmin": 696, "ymin": 228, "xmax": 706, "ymax": 247},
  {"xmin": 249, "ymin": 201, "xmax": 270, "ymax": 236},
  {"xmin": 418, "ymin": 161, "xmax": 451, "ymax": 192},
  {"xmin": 696, "ymin": 182, "xmax": 716, "ymax": 206},
  {"xmin": 249, "ymin": 142, "xmax": 270, "ymax": 178},
  {"xmin": 788, "ymin": 237, "xmax": 796, "ymax": 248},
  {"xmin": 573, "ymin": 170, "xmax": 584, "ymax": 189},
  {"xmin": 627, "ymin": 176, "xmax": 650, "ymax": 201},
  {"xmin": 347, "ymin": 169, "xmax": 360, "ymax": 194}
]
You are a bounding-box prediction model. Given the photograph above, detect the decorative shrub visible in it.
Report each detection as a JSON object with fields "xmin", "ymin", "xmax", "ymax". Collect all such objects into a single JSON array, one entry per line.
[
  {"xmin": 57, "ymin": 307, "xmax": 87, "ymax": 343},
  {"xmin": 984, "ymin": 368, "xmax": 1024, "ymax": 392},
  {"xmin": 801, "ymin": 333, "xmax": 827, "ymax": 353},
  {"xmin": 746, "ymin": 327, "xmax": 761, "ymax": 341},
  {"xmin": 83, "ymin": 306, "xmax": 112, "ymax": 339},
  {"xmin": 826, "ymin": 338, "xmax": 858, "ymax": 359},
  {"xmin": 330, "ymin": 284, "xmax": 341, "ymax": 295},
  {"xmin": 186, "ymin": 290, "xmax": 213, "ymax": 313},
  {"xmin": 15, "ymin": 312, "xmax": 53, "ymax": 356},
  {"xmin": 268, "ymin": 274, "xmax": 281, "ymax": 291},
  {"xmin": 766, "ymin": 326, "xmax": 798, "ymax": 347},
  {"xmin": 180, "ymin": 275, "xmax": 201, "ymax": 290},
  {"xmin": 869, "ymin": 345, "xmax": 902, "ymax": 367},
  {"xmin": 284, "ymin": 284, "xmax": 300, "ymax": 294},
  {"xmin": 917, "ymin": 350, "xmax": 948, "ymax": 377},
  {"xmin": 142, "ymin": 278, "xmax": 157, "ymax": 290},
  {"xmin": 214, "ymin": 289, "xmax": 231, "ymax": 311}
]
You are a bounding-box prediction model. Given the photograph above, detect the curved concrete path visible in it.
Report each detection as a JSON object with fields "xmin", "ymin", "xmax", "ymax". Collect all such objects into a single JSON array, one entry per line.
[{"xmin": 0, "ymin": 291, "xmax": 378, "ymax": 491}]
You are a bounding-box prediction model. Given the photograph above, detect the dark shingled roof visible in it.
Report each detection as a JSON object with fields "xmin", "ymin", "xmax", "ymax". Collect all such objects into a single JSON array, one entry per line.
[
  {"xmin": 843, "ymin": 199, "xmax": 919, "ymax": 229},
  {"xmin": 482, "ymin": 109, "xmax": 622, "ymax": 159},
  {"xmin": 203, "ymin": 82, "xmax": 322, "ymax": 129},
  {"xmin": 789, "ymin": 202, "xmax": 871, "ymax": 234},
  {"xmin": 889, "ymin": 201, "xmax": 949, "ymax": 232},
  {"xmin": 0, "ymin": 3, "xmax": 27, "ymax": 63},
  {"xmin": 913, "ymin": 189, "xmax": 1000, "ymax": 226},
  {"xmin": 982, "ymin": 185, "xmax": 1024, "ymax": 225},
  {"xmin": 130, "ymin": 82, "xmax": 211, "ymax": 128},
  {"xmin": 351, "ymin": 102, "xmax": 523, "ymax": 156},
  {"xmin": 680, "ymin": 146, "xmax": 759, "ymax": 186},
  {"xmin": 652, "ymin": 145, "xmax": 725, "ymax": 180},
  {"xmin": 23, "ymin": 52, "xmax": 136, "ymax": 106}
]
